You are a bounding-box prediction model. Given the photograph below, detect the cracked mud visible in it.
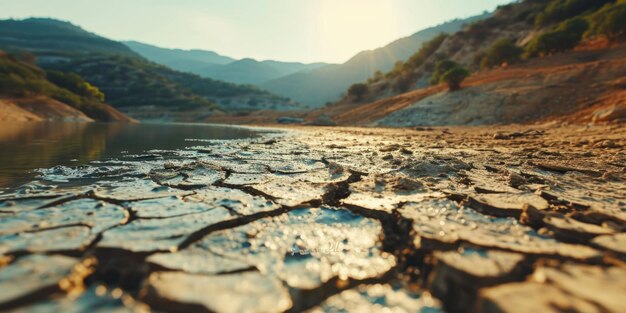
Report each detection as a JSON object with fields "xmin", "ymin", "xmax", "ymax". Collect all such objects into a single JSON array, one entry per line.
[{"xmin": 0, "ymin": 124, "xmax": 625, "ymax": 312}]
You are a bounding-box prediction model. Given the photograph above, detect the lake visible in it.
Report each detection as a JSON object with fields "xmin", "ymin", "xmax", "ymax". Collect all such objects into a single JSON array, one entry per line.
[{"xmin": 0, "ymin": 122, "xmax": 259, "ymax": 190}]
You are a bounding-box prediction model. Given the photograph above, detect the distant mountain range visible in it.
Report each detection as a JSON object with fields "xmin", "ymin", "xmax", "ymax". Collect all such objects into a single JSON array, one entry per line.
[
  {"xmin": 124, "ymin": 41, "xmax": 329, "ymax": 85},
  {"xmin": 122, "ymin": 13, "xmax": 489, "ymax": 107},
  {"xmin": 0, "ymin": 18, "xmax": 300, "ymax": 119},
  {"xmin": 260, "ymin": 13, "xmax": 490, "ymax": 106}
]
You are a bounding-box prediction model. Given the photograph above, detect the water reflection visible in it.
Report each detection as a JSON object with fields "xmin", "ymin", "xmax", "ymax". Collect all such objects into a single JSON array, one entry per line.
[{"xmin": 0, "ymin": 122, "xmax": 258, "ymax": 189}]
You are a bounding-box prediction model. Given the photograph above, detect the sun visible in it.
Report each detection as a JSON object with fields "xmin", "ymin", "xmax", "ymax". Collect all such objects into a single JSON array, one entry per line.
[{"xmin": 310, "ymin": 0, "xmax": 401, "ymax": 62}]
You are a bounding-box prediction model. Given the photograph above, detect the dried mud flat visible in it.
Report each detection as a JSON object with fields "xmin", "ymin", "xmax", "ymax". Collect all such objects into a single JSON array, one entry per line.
[{"xmin": 0, "ymin": 123, "xmax": 625, "ymax": 313}]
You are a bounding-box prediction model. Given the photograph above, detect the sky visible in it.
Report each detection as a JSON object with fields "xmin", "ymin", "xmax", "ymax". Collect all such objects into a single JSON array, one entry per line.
[{"xmin": 0, "ymin": 0, "xmax": 513, "ymax": 64}]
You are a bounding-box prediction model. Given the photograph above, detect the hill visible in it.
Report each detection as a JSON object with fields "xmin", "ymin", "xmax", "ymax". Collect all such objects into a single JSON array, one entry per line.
[
  {"xmin": 258, "ymin": 13, "xmax": 490, "ymax": 106},
  {"xmin": 0, "ymin": 18, "xmax": 299, "ymax": 120},
  {"xmin": 124, "ymin": 41, "xmax": 329, "ymax": 85},
  {"xmin": 0, "ymin": 50, "xmax": 134, "ymax": 122},
  {"xmin": 314, "ymin": 0, "xmax": 626, "ymax": 126}
]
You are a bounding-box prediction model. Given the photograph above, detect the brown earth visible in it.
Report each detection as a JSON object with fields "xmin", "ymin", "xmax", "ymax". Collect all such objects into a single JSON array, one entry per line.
[
  {"xmin": 0, "ymin": 96, "xmax": 137, "ymax": 123},
  {"xmin": 205, "ymin": 45, "xmax": 626, "ymax": 127}
]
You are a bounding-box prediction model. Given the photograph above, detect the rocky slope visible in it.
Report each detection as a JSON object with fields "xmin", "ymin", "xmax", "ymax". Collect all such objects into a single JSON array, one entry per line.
[{"xmin": 317, "ymin": 45, "xmax": 626, "ymax": 126}]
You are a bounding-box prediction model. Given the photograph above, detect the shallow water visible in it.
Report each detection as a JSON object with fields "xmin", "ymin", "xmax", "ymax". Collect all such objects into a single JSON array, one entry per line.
[{"xmin": 0, "ymin": 122, "xmax": 258, "ymax": 189}]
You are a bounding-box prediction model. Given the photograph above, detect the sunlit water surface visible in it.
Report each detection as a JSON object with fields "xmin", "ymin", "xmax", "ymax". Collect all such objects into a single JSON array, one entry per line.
[{"xmin": 0, "ymin": 122, "xmax": 259, "ymax": 190}]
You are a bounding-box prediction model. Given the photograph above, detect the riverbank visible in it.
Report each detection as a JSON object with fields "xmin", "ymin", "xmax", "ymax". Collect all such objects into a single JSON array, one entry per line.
[{"xmin": 0, "ymin": 123, "xmax": 624, "ymax": 312}]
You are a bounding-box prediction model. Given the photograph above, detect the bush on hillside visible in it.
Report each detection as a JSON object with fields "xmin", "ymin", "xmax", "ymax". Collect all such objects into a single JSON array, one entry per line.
[
  {"xmin": 585, "ymin": 2, "xmax": 626, "ymax": 40},
  {"xmin": 47, "ymin": 70, "xmax": 105, "ymax": 101},
  {"xmin": 391, "ymin": 71, "xmax": 415, "ymax": 93},
  {"xmin": 404, "ymin": 33, "xmax": 448, "ymax": 69},
  {"xmin": 430, "ymin": 59, "xmax": 459, "ymax": 85},
  {"xmin": 440, "ymin": 66, "xmax": 470, "ymax": 91},
  {"xmin": 348, "ymin": 83, "xmax": 368, "ymax": 100},
  {"xmin": 535, "ymin": 0, "xmax": 613, "ymax": 27},
  {"xmin": 481, "ymin": 38, "xmax": 523, "ymax": 68},
  {"xmin": 525, "ymin": 17, "xmax": 589, "ymax": 57}
]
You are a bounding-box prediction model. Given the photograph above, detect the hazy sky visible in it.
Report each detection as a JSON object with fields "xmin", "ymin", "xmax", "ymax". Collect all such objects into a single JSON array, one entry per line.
[{"xmin": 0, "ymin": 0, "xmax": 512, "ymax": 63}]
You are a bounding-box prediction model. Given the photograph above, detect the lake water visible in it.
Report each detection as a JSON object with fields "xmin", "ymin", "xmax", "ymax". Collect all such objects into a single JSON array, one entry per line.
[{"xmin": 0, "ymin": 122, "xmax": 259, "ymax": 189}]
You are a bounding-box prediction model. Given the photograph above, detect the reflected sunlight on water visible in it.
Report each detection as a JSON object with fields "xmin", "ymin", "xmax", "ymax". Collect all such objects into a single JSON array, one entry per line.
[{"xmin": 0, "ymin": 122, "xmax": 258, "ymax": 189}]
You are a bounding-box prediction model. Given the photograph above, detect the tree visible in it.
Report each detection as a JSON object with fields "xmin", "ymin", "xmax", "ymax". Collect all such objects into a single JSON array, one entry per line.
[
  {"xmin": 348, "ymin": 83, "xmax": 368, "ymax": 101},
  {"xmin": 440, "ymin": 66, "xmax": 470, "ymax": 91},
  {"xmin": 481, "ymin": 38, "xmax": 523, "ymax": 68},
  {"xmin": 47, "ymin": 70, "xmax": 105, "ymax": 101},
  {"xmin": 525, "ymin": 17, "xmax": 589, "ymax": 58},
  {"xmin": 430, "ymin": 59, "xmax": 459, "ymax": 85}
]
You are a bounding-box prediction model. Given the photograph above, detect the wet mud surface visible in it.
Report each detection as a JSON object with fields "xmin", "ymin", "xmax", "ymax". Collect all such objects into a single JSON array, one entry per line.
[{"xmin": 0, "ymin": 123, "xmax": 625, "ymax": 312}]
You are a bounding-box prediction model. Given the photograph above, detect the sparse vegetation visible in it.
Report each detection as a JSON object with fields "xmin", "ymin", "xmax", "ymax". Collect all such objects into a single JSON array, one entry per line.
[
  {"xmin": 47, "ymin": 70, "xmax": 105, "ymax": 101},
  {"xmin": 0, "ymin": 51, "xmax": 115, "ymax": 119},
  {"xmin": 404, "ymin": 33, "xmax": 448, "ymax": 70},
  {"xmin": 534, "ymin": 0, "xmax": 613, "ymax": 27},
  {"xmin": 525, "ymin": 17, "xmax": 589, "ymax": 57},
  {"xmin": 481, "ymin": 38, "xmax": 523, "ymax": 68},
  {"xmin": 585, "ymin": 1, "xmax": 626, "ymax": 40},
  {"xmin": 440, "ymin": 66, "xmax": 470, "ymax": 91}
]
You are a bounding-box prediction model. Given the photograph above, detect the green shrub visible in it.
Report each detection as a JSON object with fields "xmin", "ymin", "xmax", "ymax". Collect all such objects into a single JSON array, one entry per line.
[
  {"xmin": 47, "ymin": 70, "xmax": 105, "ymax": 101},
  {"xmin": 0, "ymin": 73, "xmax": 27, "ymax": 95},
  {"xmin": 481, "ymin": 38, "xmax": 523, "ymax": 68},
  {"xmin": 535, "ymin": 0, "xmax": 613, "ymax": 27},
  {"xmin": 440, "ymin": 66, "xmax": 470, "ymax": 91},
  {"xmin": 585, "ymin": 2, "xmax": 626, "ymax": 40},
  {"xmin": 405, "ymin": 33, "xmax": 448, "ymax": 69},
  {"xmin": 50, "ymin": 88, "xmax": 82, "ymax": 107},
  {"xmin": 430, "ymin": 59, "xmax": 458, "ymax": 85},
  {"xmin": 525, "ymin": 17, "xmax": 589, "ymax": 57},
  {"xmin": 348, "ymin": 83, "xmax": 368, "ymax": 100}
]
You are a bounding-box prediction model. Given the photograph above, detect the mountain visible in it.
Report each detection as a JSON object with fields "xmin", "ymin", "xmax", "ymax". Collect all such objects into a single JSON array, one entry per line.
[
  {"xmin": 123, "ymin": 40, "xmax": 235, "ymax": 69},
  {"xmin": 124, "ymin": 41, "xmax": 329, "ymax": 85},
  {"xmin": 307, "ymin": 0, "xmax": 626, "ymax": 126},
  {"xmin": 0, "ymin": 18, "xmax": 298, "ymax": 120},
  {"xmin": 0, "ymin": 18, "xmax": 136, "ymax": 57},
  {"xmin": 259, "ymin": 13, "xmax": 490, "ymax": 106},
  {"xmin": 0, "ymin": 50, "xmax": 134, "ymax": 122}
]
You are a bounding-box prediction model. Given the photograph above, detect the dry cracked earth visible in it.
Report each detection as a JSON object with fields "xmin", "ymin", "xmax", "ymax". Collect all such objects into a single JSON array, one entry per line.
[{"xmin": 0, "ymin": 123, "xmax": 625, "ymax": 313}]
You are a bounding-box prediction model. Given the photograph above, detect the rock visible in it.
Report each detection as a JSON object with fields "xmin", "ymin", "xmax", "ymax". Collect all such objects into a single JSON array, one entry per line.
[
  {"xmin": 541, "ymin": 214, "xmax": 615, "ymax": 243},
  {"xmin": 467, "ymin": 193, "xmax": 549, "ymax": 218},
  {"xmin": 479, "ymin": 264, "xmax": 626, "ymax": 313},
  {"xmin": 143, "ymin": 271, "xmax": 292, "ymax": 313},
  {"xmin": 401, "ymin": 200, "xmax": 600, "ymax": 261},
  {"xmin": 306, "ymin": 284, "xmax": 441, "ymax": 313},
  {"xmin": 591, "ymin": 233, "xmax": 626, "ymax": 260},
  {"xmin": 1, "ymin": 226, "xmax": 93, "ymax": 255},
  {"xmin": 98, "ymin": 208, "xmax": 232, "ymax": 252},
  {"xmin": 508, "ymin": 173, "xmax": 526, "ymax": 188},
  {"xmin": 0, "ymin": 255, "xmax": 80, "ymax": 310},
  {"xmin": 428, "ymin": 248, "xmax": 527, "ymax": 312},
  {"xmin": 0, "ymin": 199, "xmax": 127, "ymax": 235},
  {"xmin": 147, "ymin": 247, "xmax": 251, "ymax": 275},
  {"xmin": 201, "ymin": 207, "xmax": 395, "ymax": 289},
  {"xmin": 187, "ymin": 187, "xmax": 281, "ymax": 216}
]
